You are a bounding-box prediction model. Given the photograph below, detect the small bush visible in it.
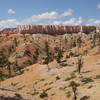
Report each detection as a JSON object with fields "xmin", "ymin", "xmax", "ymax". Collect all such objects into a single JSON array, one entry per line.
[
  {"xmin": 77, "ymin": 56, "xmax": 83, "ymax": 74},
  {"xmin": 45, "ymin": 87, "xmax": 51, "ymax": 92},
  {"xmin": 59, "ymin": 86, "xmax": 67, "ymax": 90},
  {"xmin": 80, "ymin": 96, "xmax": 90, "ymax": 100},
  {"xmin": 17, "ymin": 85, "xmax": 25, "ymax": 91},
  {"xmin": 54, "ymin": 47, "xmax": 63, "ymax": 63},
  {"xmin": 40, "ymin": 78, "xmax": 45, "ymax": 81},
  {"xmin": 39, "ymin": 91, "xmax": 48, "ymax": 98},
  {"xmin": 11, "ymin": 82, "xmax": 19, "ymax": 86},
  {"xmin": 87, "ymin": 85, "xmax": 93, "ymax": 89},
  {"xmin": 94, "ymin": 75, "xmax": 100, "ymax": 79},
  {"xmin": 69, "ymin": 81, "xmax": 80, "ymax": 87},
  {"xmin": 56, "ymin": 76, "xmax": 60, "ymax": 80},
  {"xmin": 81, "ymin": 78, "xmax": 93, "ymax": 84},
  {"xmin": 0, "ymin": 96, "xmax": 26, "ymax": 100},
  {"xmin": 64, "ymin": 73, "xmax": 76, "ymax": 82},
  {"xmin": 69, "ymin": 52, "xmax": 74, "ymax": 57},
  {"xmin": 70, "ymin": 73, "xmax": 77, "ymax": 79},
  {"xmin": 60, "ymin": 63, "xmax": 68, "ymax": 66},
  {"xmin": 48, "ymin": 81, "xmax": 53, "ymax": 85},
  {"xmin": 83, "ymin": 50, "xmax": 88, "ymax": 55},
  {"xmin": 66, "ymin": 91, "xmax": 71, "ymax": 98},
  {"xmin": 14, "ymin": 93, "xmax": 22, "ymax": 98},
  {"xmin": 30, "ymin": 91, "xmax": 39, "ymax": 96}
]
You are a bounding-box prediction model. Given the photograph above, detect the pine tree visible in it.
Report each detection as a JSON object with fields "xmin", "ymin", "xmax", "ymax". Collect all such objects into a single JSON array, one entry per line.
[
  {"xmin": 54, "ymin": 47, "xmax": 63, "ymax": 63},
  {"xmin": 33, "ymin": 48, "xmax": 39, "ymax": 63},
  {"xmin": 14, "ymin": 52, "xmax": 22, "ymax": 74},
  {"xmin": 76, "ymin": 35, "xmax": 82, "ymax": 56},
  {"xmin": 77, "ymin": 56, "xmax": 83, "ymax": 74},
  {"xmin": 0, "ymin": 54, "xmax": 12, "ymax": 77},
  {"xmin": 91, "ymin": 32, "xmax": 100, "ymax": 47},
  {"xmin": 70, "ymin": 81, "xmax": 77, "ymax": 100},
  {"xmin": 14, "ymin": 37, "xmax": 18, "ymax": 47},
  {"xmin": 44, "ymin": 41, "xmax": 53, "ymax": 71}
]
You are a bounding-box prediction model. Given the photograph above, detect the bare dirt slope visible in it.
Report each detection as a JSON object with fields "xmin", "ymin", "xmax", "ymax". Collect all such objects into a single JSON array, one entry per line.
[
  {"xmin": 0, "ymin": 33, "xmax": 100, "ymax": 100},
  {"xmin": 0, "ymin": 54, "xmax": 100, "ymax": 100}
]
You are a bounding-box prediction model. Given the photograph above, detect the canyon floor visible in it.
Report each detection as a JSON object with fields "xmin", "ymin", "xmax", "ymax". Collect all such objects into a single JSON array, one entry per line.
[{"xmin": 0, "ymin": 33, "xmax": 100, "ymax": 100}]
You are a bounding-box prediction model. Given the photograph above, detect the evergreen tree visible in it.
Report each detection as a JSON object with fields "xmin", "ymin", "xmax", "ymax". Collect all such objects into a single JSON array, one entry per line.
[
  {"xmin": 77, "ymin": 56, "xmax": 83, "ymax": 74},
  {"xmin": 0, "ymin": 54, "xmax": 12, "ymax": 77},
  {"xmin": 14, "ymin": 37, "xmax": 18, "ymax": 47},
  {"xmin": 76, "ymin": 35, "xmax": 82, "ymax": 56},
  {"xmin": 44, "ymin": 41, "xmax": 53, "ymax": 71},
  {"xmin": 33, "ymin": 48, "xmax": 39, "ymax": 63},
  {"xmin": 54, "ymin": 47, "xmax": 63, "ymax": 63}
]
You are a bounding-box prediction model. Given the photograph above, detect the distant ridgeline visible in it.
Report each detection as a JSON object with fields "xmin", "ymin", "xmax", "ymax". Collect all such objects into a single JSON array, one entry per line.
[{"xmin": 0, "ymin": 25, "xmax": 100, "ymax": 36}]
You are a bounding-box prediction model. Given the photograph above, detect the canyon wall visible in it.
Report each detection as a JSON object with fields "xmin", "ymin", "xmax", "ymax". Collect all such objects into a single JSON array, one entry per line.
[
  {"xmin": 17, "ymin": 25, "xmax": 97, "ymax": 35},
  {"xmin": 0, "ymin": 25, "xmax": 100, "ymax": 36}
]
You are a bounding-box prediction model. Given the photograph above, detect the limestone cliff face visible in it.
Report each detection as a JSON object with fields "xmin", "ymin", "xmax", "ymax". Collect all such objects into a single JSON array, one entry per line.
[
  {"xmin": 0, "ymin": 25, "xmax": 99, "ymax": 36},
  {"xmin": 17, "ymin": 25, "xmax": 97, "ymax": 34}
]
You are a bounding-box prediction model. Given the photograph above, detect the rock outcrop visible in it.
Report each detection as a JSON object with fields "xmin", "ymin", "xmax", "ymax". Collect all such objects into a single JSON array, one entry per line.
[
  {"xmin": 0, "ymin": 28, "xmax": 18, "ymax": 36},
  {"xmin": 17, "ymin": 25, "xmax": 97, "ymax": 34},
  {"xmin": 0, "ymin": 25, "xmax": 99, "ymax": 36}
]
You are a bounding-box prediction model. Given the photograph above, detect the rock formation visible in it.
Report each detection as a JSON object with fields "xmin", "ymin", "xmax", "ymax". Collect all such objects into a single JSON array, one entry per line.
[
  {"xmin": 0, "ymin": 25, "xmax": 99, "ymax": 36},
  {"xmin": 17, "ymin": 25, "xmax": 97, "ymax": 34}
]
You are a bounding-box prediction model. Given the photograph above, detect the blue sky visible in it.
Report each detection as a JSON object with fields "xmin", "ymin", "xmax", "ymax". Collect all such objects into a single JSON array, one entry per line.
[{"xmin": 0, "ymin": 0, "xmax": 100, "ymax": 30}]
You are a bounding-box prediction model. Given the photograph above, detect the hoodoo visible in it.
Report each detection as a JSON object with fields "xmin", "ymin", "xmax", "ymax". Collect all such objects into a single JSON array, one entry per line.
[
  {"xmin": 0, "ymin": 25, "xmax": 100, "ymax": 36},
  {"xmin": 17, "ymin": 25, "xmax": 97, "ymax": 34}
]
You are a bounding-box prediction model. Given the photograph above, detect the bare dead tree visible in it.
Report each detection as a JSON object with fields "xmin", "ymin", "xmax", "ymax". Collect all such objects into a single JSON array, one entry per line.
[{"xmin": 77, "ymin": 55, "xmax": 83, "ymax": 74}]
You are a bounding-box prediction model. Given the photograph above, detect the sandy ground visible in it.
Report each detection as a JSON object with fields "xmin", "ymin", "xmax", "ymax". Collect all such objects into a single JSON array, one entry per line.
[
  {"xmin": 0, "ymin": 33, "xmax": 100, "ymax": 100},
  {"xmin": 0, "ymin": 54, "xmax": 100, "ymax": 100}
]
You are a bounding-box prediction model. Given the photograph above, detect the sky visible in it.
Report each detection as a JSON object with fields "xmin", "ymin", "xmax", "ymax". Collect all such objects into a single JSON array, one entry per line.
[{"xmin": 0, "ymin": 0, "xmax": 100, "ymax": 30}]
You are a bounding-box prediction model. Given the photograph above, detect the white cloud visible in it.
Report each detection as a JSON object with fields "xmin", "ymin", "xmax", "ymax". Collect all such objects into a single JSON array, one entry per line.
[
  {"xmin": 53, "ymin": 20, "xmax": 62, "ymax": 25},
  {"xmin": 97, "ymin": 4, "xmax": 100, "ymax": 9},
  {"xmin": 8, "ymin": 9, "xmax": 15, "ymax": 14},
  {"xmin": 52, "ymin": 17, "xmax": 83, "ymax": 25},
  {"xmin": 61, "ymin": 9, "xmax": 73, "ymax": 17},
  {"xmin": 63, "ymin": 17, "xmax": 83, "ymax": 25},
  {"xmin": 21, "ymin": 11, "xmax": 59, "ymax": 25},
  {"xmin": 86, "ymin": 19, "xmax": 100, "ymax": 25},
  {"xmin": 0, "ymin": 10, "xmax": 100, "ymax": 30},
  {"xmin": 0, "ymin": 19, "xmax": 20, "ymax": 30},
  {"xmin": 0, "ymin": 11, "xmax": 59, "ymax": 30}
]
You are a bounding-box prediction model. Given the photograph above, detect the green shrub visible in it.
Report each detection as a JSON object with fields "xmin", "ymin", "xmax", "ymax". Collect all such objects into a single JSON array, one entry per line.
[
  {"xmin": 45, "ymin": 87, "xmax": 51, "ymax": 92},
  {"xmin": 54, "ymin": 47, "xmax": 63, "ymax": 63},
  {"xmin": 0, "ymin": 54, "xmax": 9, "ymax": 67},
  {"xmin": 69, "ymin": 52, "xmax": 74, "ymax": 57},
  {"xmin": 59, "ymin": 86, "xmax": 67, "ymax": 90},
  {"xmin": 44, "ymin": 41, "xmax": 53, "ymax": 64},
  {"xmin": 94, "ymin": 75, "xmax": 100, "ymax": 79},
  {"xmin": 81, "ymin": 78, "xmax": 93, "ymax": 84},
  {"xmin": 69, "ymin": 81, "xmax": 80, "ymax": 87},
  {"xmin": 66, "ymin": 91, "xmax": 71, "ymax": 98},
  {"xmin": 39, "ymin": 91, "xmax": 48, "ymax": 98},
  {"xmin": 11, "ymin": 82, "xmax": 18, "ymax": 86},
  {"xmin": 40, "ymin": 78, "xmax": 45, "ymax": 81},
  {"xmin": 14, "ymin": 93, "xmax": 22, "ymax": 98},
  {"xmin": 80, "ymin": 96, "xmax": 90, "ymax": 100},
  {"xmin": 87, "ymin": 85, "xmax": 93, "ymax": 89},
  {"xmin": 56, "ymin": 76, "xmax": 60, "ymax": 80}
]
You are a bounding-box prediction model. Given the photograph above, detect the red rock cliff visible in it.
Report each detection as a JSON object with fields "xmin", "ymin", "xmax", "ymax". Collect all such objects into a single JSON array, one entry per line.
[
  {"xmin": 17, "ymin": 25, "xmax": 97, "ymax": 35},
  {"xmin": 0, "ymin": 25, "xmax": 99, "ymax": 36}
]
